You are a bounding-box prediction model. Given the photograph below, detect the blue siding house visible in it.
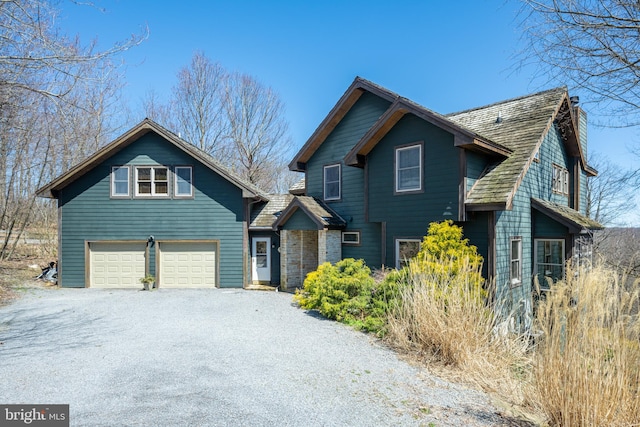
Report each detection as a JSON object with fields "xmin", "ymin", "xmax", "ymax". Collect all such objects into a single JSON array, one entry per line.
[
  {"xmin": 37, "ymin": 119, "xmax": 268, "ymax": 289},
  {"xmin": 277, "ymin": 77, "xmax": 602, "ymax": 320}
]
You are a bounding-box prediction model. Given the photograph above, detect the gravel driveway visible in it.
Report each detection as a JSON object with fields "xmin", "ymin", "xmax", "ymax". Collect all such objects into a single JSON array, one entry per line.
[{"xmin": 0, "ymin": 287, "xmax": 510, "ymax": 426}]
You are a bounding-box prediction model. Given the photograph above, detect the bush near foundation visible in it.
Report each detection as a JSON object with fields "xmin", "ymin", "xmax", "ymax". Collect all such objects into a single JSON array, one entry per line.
[{"xmin": 293, "ymin": 258, "xmax": 398, "ymax": 334}]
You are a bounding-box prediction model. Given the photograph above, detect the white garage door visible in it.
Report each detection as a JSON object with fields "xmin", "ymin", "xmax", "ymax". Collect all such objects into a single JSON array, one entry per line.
[
  {"xmin": 159, "ymin": 241, "xmax": 217, "ymax": 288},
  {"xmin": 90, "ymin": 242, "xmax": 146, "ymax": 288}
]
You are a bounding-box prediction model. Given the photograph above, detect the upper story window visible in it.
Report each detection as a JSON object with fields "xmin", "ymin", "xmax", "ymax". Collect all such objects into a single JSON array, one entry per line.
[
  {"xmin": 323, "ymin": 164, "xmax": 341, "ymax": 201},
  {"xmin": 111, "ymin": 166, "xmax": 130, "ymax": 197},
  {"xmin": 136, "ymin": 166, "xmax": 169, "ymax": 197},
  {"xmin": 174, "ymin": 166, "xmax": 193, "ymax": 197},
  {"xmin": 510, "ymin": 237, "xmax": 522, "ymax": 287},
  {"xmin": 552, "ymin": 164, "xmax": 569, "ymax": 195},
  {"xmin": 395, "ymin": 143, "xmax": 423, "ymax": 193}
]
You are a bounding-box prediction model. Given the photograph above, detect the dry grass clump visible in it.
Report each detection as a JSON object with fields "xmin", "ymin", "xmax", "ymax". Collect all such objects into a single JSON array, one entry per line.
[
  {"xmin": 385, "ymin": 256, "xmax": 531, "ymax": 405},
  {"xmin": 531, "ymin": 267, "xmax": 640, "ymax": 426}
]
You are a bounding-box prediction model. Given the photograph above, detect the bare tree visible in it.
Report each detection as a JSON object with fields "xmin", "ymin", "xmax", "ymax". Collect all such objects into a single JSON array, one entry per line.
[
  {"xmin": 518, "ymin": 0, "xmax": 640, "ymax": 126},
  {"xmin": 224, "ymin": 72, "xmax": 292, "ymax": 189},
  {"xmin": 0, "ymin": 0, "xmax": 146, "ymax": 260},
  {"xmin": 148, "ymin": 52, "xmax": 294, "ymax": 192},
  {"xmin": 171, "ymin": 52, "xmax": 228, "ymax": 156},
  {"xmin": 585, "ymin": 154, "xmax": 636, "ymax": 226}
]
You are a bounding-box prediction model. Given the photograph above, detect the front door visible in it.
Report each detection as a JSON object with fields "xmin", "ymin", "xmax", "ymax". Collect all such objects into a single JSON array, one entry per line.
[{"xmin": 251, "ymin": 237, "xmax": 271, "ymax": 283}]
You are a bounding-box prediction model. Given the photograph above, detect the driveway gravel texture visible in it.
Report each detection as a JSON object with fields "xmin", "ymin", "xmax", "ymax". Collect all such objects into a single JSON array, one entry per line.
[{"xmin": 0, "ymin": 287, "xmax": 513, "ymax": 426}]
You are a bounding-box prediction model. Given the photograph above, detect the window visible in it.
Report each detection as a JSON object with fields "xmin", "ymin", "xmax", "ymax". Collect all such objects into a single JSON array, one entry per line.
[
  {"xmin": 534, "ymin": 239, "xmax": 565, "ymax": 290},
  {"xmin": 136, "ymin": 166, "xmax": 169, "ymax": 197},
  {"xmin": 395, "ymin": 144, "xmax": 422, "ymax": 193},
  {"xmin": 510, "ymin": 237, "xmax": 522, "ymax": 287},
  {"xmin": 552, "ymin": 164, "xmax": 569, "ymax": 195},
  {"xmin": 323, "ymin": 164, "xmax": 341, "ymax": 201},
  {"xmin": 395, "ymin": 239, "xmax": 421, "ymax": 269},
  {"xmin": 174, "ymin": 166, "xmax": 193, "ymax": 197},
  {"xmin": 341, "ymin": 231, "xmax": 360, "ymax": 245},
  {"xmin": 111, "ymin": 166, "xmax": 129, "ymax": 197}
]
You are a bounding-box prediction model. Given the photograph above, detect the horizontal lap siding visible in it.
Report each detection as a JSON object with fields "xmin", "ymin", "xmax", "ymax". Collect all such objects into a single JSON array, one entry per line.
[
  {"xmin": 367, "ymin": 114, "xmax": 459, "ymax": 268},
  {"xmin": 282, "ymin": 210, "xmax": 317, "ymax": 231},
  {"xmin": 494, "ymin": 124, "xmax": 572, "ymax": 314},
  {"xmin": 460, "ymin": 213, "xmax": 489, "ymax": 279},
  {"xmin": 58, "ymin": 133, "xmax": 245, "ymax": 288},
  {"xmin": 306, "ymin": 92, "xmax": 391, "ymax": 268},
  {"xmin": 466, "ymin": 151, "xmax": 486, "ymax": 193}
]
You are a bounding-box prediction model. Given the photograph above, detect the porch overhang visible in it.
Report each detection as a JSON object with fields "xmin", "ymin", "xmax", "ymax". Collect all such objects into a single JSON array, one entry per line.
[
  {"xmin": 531, "ymin": 198, "xmax": 603, "ymax": 234},
  {"xmin": 272, "ymin": 196, "xmax": 346, "ymax": 231}
]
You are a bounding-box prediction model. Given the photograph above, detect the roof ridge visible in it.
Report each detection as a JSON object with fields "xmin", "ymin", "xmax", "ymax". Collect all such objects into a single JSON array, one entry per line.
[{"xmin": 446, "ymin": 86, "xmax": 567, "ymax": 117}]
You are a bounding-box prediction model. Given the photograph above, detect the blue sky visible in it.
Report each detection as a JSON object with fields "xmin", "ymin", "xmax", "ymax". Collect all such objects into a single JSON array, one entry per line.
[{"xmin": 58, "ymin": 0, "xmax": 639, "ymax": 224}]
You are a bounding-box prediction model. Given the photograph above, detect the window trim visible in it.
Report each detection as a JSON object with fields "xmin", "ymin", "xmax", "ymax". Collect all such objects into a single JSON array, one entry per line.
[
  {"xmin": 510, "ymin": 236, "xmax": 522, "ymax": 288},
  {"xmin": 134, "ymin": 166, "xmax": 170, "ymax": 198},
  {"xmin": 534, "ymin": 238, "xmax": 566, "ymax": 289},
  {"xmin": 111, "ymin": 166, "xmax": 130, "ymax": 198},
  {"xmin": 341, "ymin": 231, "xmax": 361, "ymax": 245},
  {"xmin": 323, "ymin": 163, "xmax": 341, "ymax": 201},
  {"xmin": 174, "ymin": 166, "xmax": 194, "ymax": 198},
  {"xmin": 395, "ymin": 238, "xmax": 422, "ymax": 269},
  {"xmin": 394, "ymin": 142, "xmax": 423, "ymax": 194},
  {"xmin": 552, "ymin": 163, "xmax": 569, "ymax": 195}
]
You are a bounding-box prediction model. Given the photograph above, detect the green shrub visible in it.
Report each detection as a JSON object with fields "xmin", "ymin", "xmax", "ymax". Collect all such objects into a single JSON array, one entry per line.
[{"xmin": 293, "ymin": 258, "xmax": 398, "ymax": 334}]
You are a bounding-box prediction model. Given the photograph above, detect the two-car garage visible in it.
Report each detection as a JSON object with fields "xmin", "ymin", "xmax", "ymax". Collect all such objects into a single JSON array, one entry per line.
[{"xmin": 88, "ymin": 241, "xmax": 218, "ymax": 289}]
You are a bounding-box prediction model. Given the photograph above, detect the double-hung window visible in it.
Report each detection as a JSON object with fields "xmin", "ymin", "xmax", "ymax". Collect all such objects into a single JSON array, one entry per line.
[
  {"xmin": 135, "ymin": 166, "xmax": 169, "ymax": 197},
  {"xmin": 395, "ymin": 143, "xmax": 422, "ymax": 193},
  {"xmin": 510, "ymin": 237, "xmax": 522, "ymax": 287},
  {"xmin": 552, "ymin": 164, "xmax": 569, "ymax": 195},
  {"xmin": 324, "ymin": 164, "xmax": 341, "ymax": 201},
  {"xmin": 174, "ymin": 166, "xmax": 193, "ymax": 197},
  {"xmin": 111, "ymin": 166, "xmax": 130, "ymax": 197}
]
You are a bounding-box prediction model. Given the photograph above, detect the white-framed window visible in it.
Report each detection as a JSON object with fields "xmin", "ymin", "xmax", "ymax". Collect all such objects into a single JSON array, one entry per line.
[
  {"xmin": 395, "ymin": 143, "xmax": 422, "ymax": 193},
  {"xmin": 323, "ymin": 164, "xmax": 341, "ymax": 201},
  {"xmin": 174, "ymin": 166, "xmax": 193, "ymax": 197},
  {"xmin": 135, "ymin": 166, "xmax": 169, "ymax": 197},
  {"xmin": 510, "ymin": 237, "xmax": 522, "ymax": 287},
  {"xmin": 111, "ymin": 166, "xmax": 130, "ymax": 197},
  {"xmin": 552, "ymin": 164, "xmax": 569, "ymax": 195},
  {"xmin": 395, "ymin": 238, "xmax": 421, "ymax": 269},
  {"xmin": 341, "ymin": 231, "xmax": 360, "ymax": 245},
  {"xmin": 534, "ymin": 239, "xmax": 565, "ymax": 290}
]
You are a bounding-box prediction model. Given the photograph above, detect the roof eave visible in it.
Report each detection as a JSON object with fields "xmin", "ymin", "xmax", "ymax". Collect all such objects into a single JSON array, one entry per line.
[{"xmin": 289, "ymin": 77, "xmax": 397, "ymax": 172}]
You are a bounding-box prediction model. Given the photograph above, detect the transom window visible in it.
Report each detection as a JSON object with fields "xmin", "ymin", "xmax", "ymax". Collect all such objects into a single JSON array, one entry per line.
[
  {"xmin": 395, "ymin": 144, "xmax": 422, "ymax": 193},
  {"xmin": 341, "ymin": 231, "xmax": 360, "ymax": 245},
  {"xmin": 324, "ymin": 164, "xmax": 341, "ymax": 201},
  {"xmin": 174, "ymin": 166, "xmax": 193, "ymax": 197},
  {"xmin": 552, "ymin": 164, "xmax": 569, "ymax": 195},
  {"xmin": 111, "ymin": 166, "xmax": 129, "ymax": 197},
  {"xmin": 534, "ymin": 239, "xmax": 565, "ymax": 290},
  {"xmin": 395, "ymin": 238, "xmax": 421, "ymax": 269},
  {"xmin": 510, "ymin": 237, "xmax": 522, "ymax": 287},
  {"xmin": 136, "ymin": 167, "xmax": 169, "ymax": 197}
]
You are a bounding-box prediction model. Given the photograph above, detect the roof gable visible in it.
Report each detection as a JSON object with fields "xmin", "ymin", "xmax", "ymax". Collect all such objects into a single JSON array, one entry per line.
[
  {"xmin": 344, "ymin": 98, "xmax": 512, "ymax": 167},
  {"xmin": 448, "ymin": 88, "xmax": 593, "ymax": 209},
  {"xmin": 289, "ymin": 77, "xmax": 397, "ymax": 172},
  {"xmin": 271, "ymin": 196, "xmax": 346, "ymax": 230},
  {"xmin": 36, "ymin": 118, "xmax": 268, "ymax": 200}
]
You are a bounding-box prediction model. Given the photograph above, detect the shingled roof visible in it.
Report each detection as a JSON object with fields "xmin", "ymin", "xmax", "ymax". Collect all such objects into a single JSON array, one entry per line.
[
  {"xmin": 272, "ymin": 196, "xmax": 346, "ymax": 230},
  {"xmin": 36, "ymin": 118, "xmax": 269, "ymax": 201},
  {"xmin": 532, "ymin": 198, "xmax": 603, "ymax": 232},
  {"xmin": 250, "ymin": 194, "xmax": 294, "ymax": 229},
  {"xmin": 447, "ymin": 87, "xmax": 579, "ymax": 209}
]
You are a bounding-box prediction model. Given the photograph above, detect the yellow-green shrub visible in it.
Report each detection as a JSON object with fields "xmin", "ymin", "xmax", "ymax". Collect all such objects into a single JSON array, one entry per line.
[{"xmin": 293, "ymin": 258, "xmax": 397, "ymax": 334}]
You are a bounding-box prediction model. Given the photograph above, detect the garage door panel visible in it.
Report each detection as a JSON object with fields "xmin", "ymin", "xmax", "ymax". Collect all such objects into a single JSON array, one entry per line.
[
  {"xmin": 159, "ymin": 242, "xmax": 217, "ymax": 288},
  {"xmin": 90, "ymin": 242, "xmax": 146, "ymax": 289}
]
